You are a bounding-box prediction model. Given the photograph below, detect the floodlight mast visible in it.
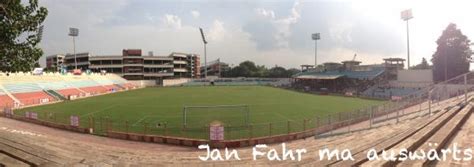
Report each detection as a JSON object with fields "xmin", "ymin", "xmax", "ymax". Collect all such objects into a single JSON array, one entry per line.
[
  {"xmin": 200, "ymin": 28, "xmax": 208, "ymax": 78},
  {"xmin": 312, "ymin": 33, "xmax": 320, "ymax": 68},
  {"xmin": 69, "ymin": 28, "xmax": 79, "ymax": 70},
  {"xmin": 401, "ymin": 9, "xmax": 413, "ymax": 69}
]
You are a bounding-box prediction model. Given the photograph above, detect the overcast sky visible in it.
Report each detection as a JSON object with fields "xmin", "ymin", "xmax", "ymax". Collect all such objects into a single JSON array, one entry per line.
[{"xmin": 37, "ymin": 0, "xmax": 474, "ymax": 69}]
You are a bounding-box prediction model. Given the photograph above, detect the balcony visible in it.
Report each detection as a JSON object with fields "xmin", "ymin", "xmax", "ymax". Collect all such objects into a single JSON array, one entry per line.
[
  {"xmin": 173, "ymin": 60, "xmax": 187, "ymax": 64},
  {"xmin": 122, "ymin": 64, "xmax": 143, "ymax": 67},
  {"xmin": 89, "ymin": 64, "xmax": 124, "ymax": 68},
  {"xmin": 143, "ymin": 64, "xmax": 173, "ymax": 68},
  {"xmin": 143, "ymin": 73, "xmax": 174, "ymax": 77},
  {"xmin": 173, "ymin": 68, "xmax": 188, "ymax": 72}
]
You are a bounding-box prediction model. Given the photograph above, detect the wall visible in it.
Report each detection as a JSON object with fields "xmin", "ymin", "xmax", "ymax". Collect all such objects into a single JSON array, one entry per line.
[
  {"xmin": 128, "ymin": 80, "xmax": 157, "ymax": 87},
  {"xmin": 397, "ymin": 69, "xmax": 433, "ymax": 83},
  {"xmin": 163, "ymin": 78, "xmax": 191, "ymax": 86}
]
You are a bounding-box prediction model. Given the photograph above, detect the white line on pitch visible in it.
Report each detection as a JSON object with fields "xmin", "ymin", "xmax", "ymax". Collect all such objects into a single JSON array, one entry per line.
[
  {"xmin": 80, "ymin": 104, "xmax": 119, "ymax": 117},
  {"xmin": 132, "ymin": 116, "xmax": 148, "ymax": 126},
  {"xmin": 274, "ymin": 112, "xmax": 294, "ymax": 121}
]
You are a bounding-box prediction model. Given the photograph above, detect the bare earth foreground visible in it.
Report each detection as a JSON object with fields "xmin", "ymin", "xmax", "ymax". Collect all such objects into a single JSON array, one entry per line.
[{"xmin": 0, "ymin": 96, "xmax": 472, "ymax": 166}]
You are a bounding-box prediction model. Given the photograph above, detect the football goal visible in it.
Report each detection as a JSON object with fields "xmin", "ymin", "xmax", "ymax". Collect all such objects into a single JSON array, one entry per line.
[{"xmin": 182, "ymin": 105, "xmax": 250, "ymax": 128}]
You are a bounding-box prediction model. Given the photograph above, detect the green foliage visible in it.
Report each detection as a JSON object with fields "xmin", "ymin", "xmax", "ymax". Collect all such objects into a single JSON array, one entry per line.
[
  {"xmin": 0, "ymin": 0, "xmax": 48, "ymax": 72},
  {"xmin": 222, "ymin": 60, "xmax": 301, "ymax": 78},
  {"xmin": 411, "ymin": 57, "xmax": 431, "ymax": 70},
  {"xmin": 431, "ymin": 23, "xmax": 472, "ymax": 82}
]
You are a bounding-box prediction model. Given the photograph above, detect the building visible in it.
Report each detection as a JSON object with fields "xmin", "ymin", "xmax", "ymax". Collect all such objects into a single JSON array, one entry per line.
[
  {"xmin": 170, "ymin": 52, "xmax": 200, "ymax": 78},
  {"xmin": 45, "ymin": 54, "xmax": 65, "ymax": 71},
  {"xmin": 51, "ymin": 49, "xmax": 200, "ymax": 80},
  {"xmin": 293, "ymin": 60, "xmax": 386, "ymax": 94},
  {"xmin": 200, "ymin": 59, "xmax": 229, "ymax": 77},
  {"xmin": 64, "ymin": 52, "xmax": 91, "ymax": 71}
]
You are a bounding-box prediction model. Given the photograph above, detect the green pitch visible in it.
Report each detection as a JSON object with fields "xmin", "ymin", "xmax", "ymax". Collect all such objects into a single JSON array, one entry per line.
[{"xmin": 15, "ymin": 86, "xmax": 383, "ymax": 139}]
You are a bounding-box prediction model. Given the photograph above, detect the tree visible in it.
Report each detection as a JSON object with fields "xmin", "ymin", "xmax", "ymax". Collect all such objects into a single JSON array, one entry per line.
[
  {"xmin": 285, "ymin": 68, "xmax": 301, "ymax": 77},
  {"xmin": 239, "ymin": 61, "xmax": 258, "ymax": 77},
  {"xmin": 431, "ymin": 23, "xmax": 472, "ymax": 82},
  {"xmin": 268, "ymin": 66, "xmax": 286, "ymax": 78},
  {"xmin": 0, "ymin": 0, "xmax": 48, "ymax": 72},
  {"xmin": 411, "ymin": 57, "xmax": 431, "ymax": 70},
  {"xmin": 221, "ymin": 60, "xmax": 301, "ymax": 78}
]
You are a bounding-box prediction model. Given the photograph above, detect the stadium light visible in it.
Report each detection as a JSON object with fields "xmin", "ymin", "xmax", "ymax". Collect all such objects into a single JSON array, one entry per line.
[
  {"xmin": 200, "ymin": 27, "xmax": 208, "ymax": 78},
  {"xmin": 311, "ymin": 33, "xmax": 320, "ymax": 68},
  {"xmin": 69, "ymin": 27, "xmax": 79, "ymax": 70},
  {"xmin": 401, "ymin": 9, "xmax": 413, "ymax": 69}
]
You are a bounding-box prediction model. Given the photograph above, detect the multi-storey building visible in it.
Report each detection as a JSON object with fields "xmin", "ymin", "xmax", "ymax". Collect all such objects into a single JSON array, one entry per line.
[
  {"xmin": 200, "ymin": 59, "xmax": 229, "ymax": 77},
  {"xmin": 170, "ymin": 52, "xmax": 200, "ymax": 78},
  {"xmin": 45, "ymin": 54, "xmax": 65, "ymax": 71},
  {"xmin": 63, "ymin": 52, "xmax": 91, "ymax": 71},
  {"xmin": 46, "ymin": 49, "xmax": 200, "ymax": 80}
]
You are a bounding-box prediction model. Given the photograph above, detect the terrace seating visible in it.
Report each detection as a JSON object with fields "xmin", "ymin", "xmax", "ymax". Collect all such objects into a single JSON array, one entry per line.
[
  {"xmin": 0, "ymin": 72, "xmax": 136, "ymax": 108},
  {"xmin": 57, "ymin": 88, "xmax": 83, "ymax": 97},
  {"xmin": 0, "ymin": 91, "xmax": 14, "ymax": 108},
  {"xmin": 12, "ymin": 91, "xmax": 55, "ymax": 106},
  {"xmin": 362, "ymin": 83, "xmax": 424, "ymax": 99},
  {"xmin": 2, "ymin": 83, "xmax": 43, "ymax": 94}
]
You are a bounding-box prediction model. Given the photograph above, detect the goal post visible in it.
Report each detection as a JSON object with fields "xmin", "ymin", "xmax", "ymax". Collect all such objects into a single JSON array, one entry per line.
[{"xmin": 183, "ymin": 104, "xmax": 250, "ymax": 128}]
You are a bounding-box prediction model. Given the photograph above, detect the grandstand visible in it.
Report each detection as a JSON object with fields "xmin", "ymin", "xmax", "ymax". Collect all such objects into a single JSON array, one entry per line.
[
  {"xmin": 291, "ymin": 58, "xmax": 434, "ymax": 100},
  {"xmin": 0, "ymin": 72, "xmax": 136, "ymax": 108}
]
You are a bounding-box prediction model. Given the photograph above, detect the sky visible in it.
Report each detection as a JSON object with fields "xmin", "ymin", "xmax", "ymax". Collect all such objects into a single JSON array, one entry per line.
[{"xmin": 36, "ymin": 0, "xmax": 474, "ymax": 69}]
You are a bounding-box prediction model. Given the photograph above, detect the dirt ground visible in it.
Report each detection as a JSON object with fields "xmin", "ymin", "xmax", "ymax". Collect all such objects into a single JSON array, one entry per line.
[{"xmin": 0, "ymin": 113, "xmax": 430, "ymax": 166}]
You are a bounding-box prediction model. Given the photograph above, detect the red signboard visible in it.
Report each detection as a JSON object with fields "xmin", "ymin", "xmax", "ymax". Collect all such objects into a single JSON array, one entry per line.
[
  {"xmin": 209, "ymin": 126, "xmax": 224, "ymax": 141},
  {"xmin": 30, "ymin": 112, "xmax": 38, "ymax": 120},
  {"xmin": 3, "ymin": 108, "xmax": 13, "ymax": 118},
  {"xmin": 70, "ymin": 116, "xmax": 80, "ymax": 127},
  {"xmin": 26, "ymin": 112, "xmax": 38, "ymax": 120}
]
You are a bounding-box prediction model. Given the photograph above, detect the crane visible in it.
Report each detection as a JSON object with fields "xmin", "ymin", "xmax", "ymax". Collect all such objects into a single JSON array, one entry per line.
[{"xmin": 352, "ymin": 54, "xmax": 357, "ymax": 61}]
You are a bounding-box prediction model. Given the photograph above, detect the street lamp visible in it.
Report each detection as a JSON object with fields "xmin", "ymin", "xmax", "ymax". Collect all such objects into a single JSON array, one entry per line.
[
  {"xmin": 68, "ymin": 27, "xmax": 79, "ymax": 70},
  {"xmin": 401, "ymin": 9, "xmax": 413, "ymax": 69},
  {"xmin": 199, "ymin": 27, "xmax": 208, "ymax": 78},
  {"xmin": 311, "ymin": 33, "xmax": 320, "ymax": 68}
]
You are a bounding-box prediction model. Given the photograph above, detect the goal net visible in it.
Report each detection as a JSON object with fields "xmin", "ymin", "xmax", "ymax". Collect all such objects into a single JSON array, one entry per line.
[{"xmin": 183, "ymin": 105, "xmax": 250, "ymax": 128}]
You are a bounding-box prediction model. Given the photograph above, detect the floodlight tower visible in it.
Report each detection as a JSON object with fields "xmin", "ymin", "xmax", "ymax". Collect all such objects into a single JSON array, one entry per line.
[
  {"xmin": 69, "ymin": 28, "xmax": 79, "ymax": 69},
  {"xmin": 401, "ymin": 9, "xmax": 413, "ymax": 69},
  {"xmin": 200, "ymin": 27, "xmax": 208, "ymax": 78},
  {"xmin": 312, "ymin": 33, "xmax": 320, "ymax": 68}
]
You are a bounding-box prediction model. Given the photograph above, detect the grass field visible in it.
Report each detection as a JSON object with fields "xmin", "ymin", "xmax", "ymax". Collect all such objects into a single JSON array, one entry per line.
[{"xmin": 16, "ymin": 86, "xmax": 383, "ymax": 139}]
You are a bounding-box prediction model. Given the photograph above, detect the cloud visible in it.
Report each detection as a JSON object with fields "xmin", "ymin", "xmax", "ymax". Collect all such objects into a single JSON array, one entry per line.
[
  {"xmin": 255, "ymin": 8, "xmax": 275, "ymax": 19},
  {"xmin": 243, "ymin": 0, "xmax": 302, "ymax": 50},
  {"xmin": 37, "ymin": 0, "xmax": 448, "ymax": 69},
  {"xmin": 274, "ymin": 0, "xmax": 301, "ymax": 48},
  {"xmin": 191, "ymin": 10, "xmax": 200, "ymax": 18},
  {"xmin": 208, "ymin": 20, "xmax": 226, "ymax": 41},
  {"xmin": 161, "ymin": 14, "xmax": 182, "ymax": 29}
]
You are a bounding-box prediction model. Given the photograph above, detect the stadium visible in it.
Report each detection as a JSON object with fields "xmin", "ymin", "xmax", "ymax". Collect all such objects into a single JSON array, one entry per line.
[
  {"xmin": 2, "ymin": 0, "xmax": 474, "ymax": 166},
  {"xmin": 2, "ymin": 55, "xmax": 474, "ymax": 166}
]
